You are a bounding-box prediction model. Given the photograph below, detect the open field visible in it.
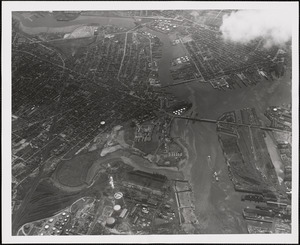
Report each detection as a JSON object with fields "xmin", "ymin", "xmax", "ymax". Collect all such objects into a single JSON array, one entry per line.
[
  {"xmin": 55, "ymin": 151, "xmax": 99, "ymax": 187},
  {"xmin": 134, "ymin": 140, "xmax": 159, "ymax": 154},
  {"xmin": 177, "ymin": 191, "xmax": 193, "ymax": 207},
  {"xmin": 48, "ymin": 36, "xmax": 97, "ymax": 57},
  {"xmin": 175, "ymin": 181, "xmax": 190, "ymax": 191}
]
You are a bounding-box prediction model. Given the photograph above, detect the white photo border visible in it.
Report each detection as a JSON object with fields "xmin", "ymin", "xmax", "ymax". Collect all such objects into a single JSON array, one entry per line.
[{"xmin": 2, "ymin": 1, "xmax": 299, "ymax": 244}]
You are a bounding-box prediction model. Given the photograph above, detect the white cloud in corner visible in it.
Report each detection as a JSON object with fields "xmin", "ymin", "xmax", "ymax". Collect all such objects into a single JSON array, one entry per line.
[{"xmin": 220, "ymin": 9, "xmax": 292, "ymax": 48}]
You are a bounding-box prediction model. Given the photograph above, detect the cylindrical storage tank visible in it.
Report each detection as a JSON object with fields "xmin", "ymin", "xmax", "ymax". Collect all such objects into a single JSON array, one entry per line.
[
  {"xmin": 105, "ymin": 217, "xmax": 116, "ymax": 228},
  {"xmin": 114, "ymin": 192, "xmax": 123, "ymax": 200},
  {"xmin": 113, "ymin": 204, "xmax": 121, "ymax": 214},
  {"xmin": 114, "ymin": 192, "xmax": 125, "ymax": 206}
]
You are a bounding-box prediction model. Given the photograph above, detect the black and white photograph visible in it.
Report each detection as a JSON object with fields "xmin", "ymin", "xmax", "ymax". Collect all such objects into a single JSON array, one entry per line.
[{"xmin": 2, "ymin": 1, "xmax": 299, "ymax": 244}]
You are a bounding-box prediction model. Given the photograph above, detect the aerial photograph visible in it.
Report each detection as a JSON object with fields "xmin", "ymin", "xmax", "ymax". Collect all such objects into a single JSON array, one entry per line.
[{"xmin": 3, "ymin": 1, "xmax": 298, "ymax": 243}]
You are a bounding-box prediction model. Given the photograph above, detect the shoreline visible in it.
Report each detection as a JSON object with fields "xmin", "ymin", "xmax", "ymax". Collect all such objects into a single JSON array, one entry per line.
[{"xmin": 14, "ymin": 13, "xmax": 136, "ymax": 35}]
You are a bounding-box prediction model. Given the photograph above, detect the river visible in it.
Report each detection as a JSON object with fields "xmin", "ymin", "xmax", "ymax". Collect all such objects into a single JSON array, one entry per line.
[
  {"xmin": 145, "ymin": 27, "xmax": 292, "ymax": 233},
  {"xmin": 13, "ymin": 12, "xmax": 136, "ymax": 34}
]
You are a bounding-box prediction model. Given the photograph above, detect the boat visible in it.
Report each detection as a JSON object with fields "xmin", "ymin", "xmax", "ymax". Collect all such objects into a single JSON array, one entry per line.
[{"xmin": 213, "ymin": 171, "xmax": 219, "ymax": 182}]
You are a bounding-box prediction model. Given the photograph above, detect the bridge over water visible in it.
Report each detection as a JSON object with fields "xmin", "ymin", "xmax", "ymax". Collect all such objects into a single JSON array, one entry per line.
[
  {"xmin": 160, "ymin": 78, "xmax": 204, "ymax": 88},
  {"xmin": 173, "ymin": 115, "xmax": 291, "ymax": 133}
]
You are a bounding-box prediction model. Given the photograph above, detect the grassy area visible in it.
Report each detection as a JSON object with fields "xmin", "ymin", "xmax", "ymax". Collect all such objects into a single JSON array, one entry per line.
[
  {"xmin": 123, "ymin": 122, "xmax": 160, "ymax": 154},
  {"xmin": 133, "ymin": 124, "xmax": 160, "ymax": 154},
  {"xmin": 171, "ymin": 42, "xmax": 189, "ymax": 59},
  {"xmin": 49, "ymin": 36, "xmax": 96, "ymax": 57},
  {"xmin": 55, "ymin": 150, "xmax": 99, "ymax": 187},
  {"xmin": 123, "ymin": 125, "xmax": 135, "ymax": 145},
  {"xmin": 134, "ymin": 140, "xmax": 159, "ymax": 154}
]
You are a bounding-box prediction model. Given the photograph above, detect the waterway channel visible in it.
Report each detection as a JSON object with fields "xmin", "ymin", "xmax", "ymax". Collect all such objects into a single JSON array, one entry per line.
[
  {"xmin": 14, "ymin": 12, "xmax": 136, "ymax": 34},
  {"xmin": 145, "ymin": 26, "xmax": 292, "ymax": 233}
]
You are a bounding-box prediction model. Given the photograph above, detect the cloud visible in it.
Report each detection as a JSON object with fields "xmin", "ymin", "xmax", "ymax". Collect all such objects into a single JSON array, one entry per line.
[{"xmin": 220, "ymin": 9, "xmax": 292, "ymax": 48}]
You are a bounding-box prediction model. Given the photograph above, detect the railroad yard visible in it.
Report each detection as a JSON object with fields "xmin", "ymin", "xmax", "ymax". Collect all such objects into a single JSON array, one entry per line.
[{"xmin": 217, "ymin": 107, "xmax": 292, "ymax": 233}]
